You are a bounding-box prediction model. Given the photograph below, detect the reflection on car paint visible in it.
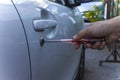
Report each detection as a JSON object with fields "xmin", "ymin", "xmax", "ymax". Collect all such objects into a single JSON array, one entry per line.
[
  {"xmin": 36, "ymin": 0, "xmax": 49, "ymax": 8},
  {"xmin": 47, "ymin": 5, "xmax": 58, "ymax": 14},
  {"xmin": 68, "ymin": 16, "xmax": 76, "ymax": 24},
  {"xmin": 59, "ymin": 12, "xmax": 76, "ymax": 24}
]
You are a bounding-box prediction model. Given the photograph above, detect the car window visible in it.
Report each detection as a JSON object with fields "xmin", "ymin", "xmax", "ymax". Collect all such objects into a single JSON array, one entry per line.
[
  {"xmin": 48, "ymin": 0, "xmax": 81, "ymax": 8},
  {"xmin": 48, "ymin": 0, "xmax": 65, "ymax": 5},
  {"xmin": 48, "ymin": 0, "xmax": 95, "ymax": 4}
]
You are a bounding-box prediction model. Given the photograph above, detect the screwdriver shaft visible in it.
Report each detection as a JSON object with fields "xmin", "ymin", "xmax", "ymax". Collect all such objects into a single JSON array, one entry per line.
[
  {"xmin": 45, "ymin": 38, "xmax": 104, "ymax": 43},
  {"xmin": 45, "ymin": 39, "xmax": 72, "ymax": 43}
]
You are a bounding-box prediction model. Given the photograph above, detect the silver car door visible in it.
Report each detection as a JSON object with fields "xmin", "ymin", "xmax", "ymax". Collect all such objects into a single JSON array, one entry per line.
[
  {"xmin": 0, "ymin": 0, "xmax": 30, "ymax": 80},
  {"xmin": 12, "ymin": 0, "xmax": 84, "ymax": 80}
]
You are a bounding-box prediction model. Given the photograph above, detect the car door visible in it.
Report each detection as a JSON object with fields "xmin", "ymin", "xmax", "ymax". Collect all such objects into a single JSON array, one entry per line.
[
  {"xmin": 0, "ymin": 0, "xmax": 30, "ymax": 80},
  {"xmin": 12, "ymin": 0, "xmax": 84, "ymax": 80}
]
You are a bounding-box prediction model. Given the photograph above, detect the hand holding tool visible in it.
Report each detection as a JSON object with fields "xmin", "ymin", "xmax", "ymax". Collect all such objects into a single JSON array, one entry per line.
[{"xmin": 40, "ymin": 37, "xmax": 104, "ymax": 47}]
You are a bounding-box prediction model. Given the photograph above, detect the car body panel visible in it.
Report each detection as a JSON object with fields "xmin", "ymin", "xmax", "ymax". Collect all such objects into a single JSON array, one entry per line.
[
  {"xmin": 11, "ymin": 0, "xmax": 84, "ymax": 80},
  {"xmin": 0, "ymin": 0, "xmax": 30, "ymax": 80}
]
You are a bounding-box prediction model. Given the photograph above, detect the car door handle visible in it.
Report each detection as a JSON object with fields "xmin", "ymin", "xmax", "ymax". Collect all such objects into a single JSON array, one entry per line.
[{"xmin": 33, "ymin": 19, "xmax": 57, "ymax": 32}]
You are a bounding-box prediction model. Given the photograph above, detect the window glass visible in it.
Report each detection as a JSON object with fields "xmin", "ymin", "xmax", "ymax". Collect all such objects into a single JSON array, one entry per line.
[
  {"xmin": 48, "ymin": 0, "xmax": 55, "ymax": 2},
  {"xmin": 48, "ymin": 0, "xmax": 64, "ymax": 5},
  {"xmin": 81, "ymin": 0, "xmax": 92, "ymax": 3},
  {"xmin": 48, "ymin": 0, "xmax": 82, "ymax": 8}
]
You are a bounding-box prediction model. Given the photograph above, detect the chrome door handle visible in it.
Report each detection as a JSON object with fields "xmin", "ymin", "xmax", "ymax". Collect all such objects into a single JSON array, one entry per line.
[{"xmin": 33, "ymin": 19, "xmax": 57, "ymax": 32}]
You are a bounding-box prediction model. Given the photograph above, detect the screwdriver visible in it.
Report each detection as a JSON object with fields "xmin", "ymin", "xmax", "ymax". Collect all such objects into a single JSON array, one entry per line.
[{"xmin": 40, "ymin": 37, "xmax": 104, "ymax": 47}]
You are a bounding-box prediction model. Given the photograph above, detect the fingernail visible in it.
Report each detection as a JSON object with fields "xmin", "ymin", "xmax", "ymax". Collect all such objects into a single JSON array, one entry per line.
[{"xmin": 73, "ymin": 35, "xmax": 77, "ymax": 39}]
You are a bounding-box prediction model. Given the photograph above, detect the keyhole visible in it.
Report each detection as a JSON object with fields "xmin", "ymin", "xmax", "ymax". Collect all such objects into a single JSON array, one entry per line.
[{"xmin": 40, "ymin": 37, "xmax": 45, "ymax": 47}]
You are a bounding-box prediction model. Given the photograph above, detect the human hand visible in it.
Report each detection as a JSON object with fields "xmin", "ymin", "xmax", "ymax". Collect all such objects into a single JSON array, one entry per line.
[{"xmin": 73, "ymin": 21, "xmax": 120, "ymax": 49}]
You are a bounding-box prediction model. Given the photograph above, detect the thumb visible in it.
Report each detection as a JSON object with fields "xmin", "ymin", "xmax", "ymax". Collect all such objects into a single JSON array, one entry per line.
[{"xmin": 73, "ymin": 29, "xmax": 88, "ymax": 40}]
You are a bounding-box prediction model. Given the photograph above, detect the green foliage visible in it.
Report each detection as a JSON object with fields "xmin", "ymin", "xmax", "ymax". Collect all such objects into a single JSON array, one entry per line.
[{"xmin": 84, "ymin": 5, "xmax": 103, "ymax": 22}]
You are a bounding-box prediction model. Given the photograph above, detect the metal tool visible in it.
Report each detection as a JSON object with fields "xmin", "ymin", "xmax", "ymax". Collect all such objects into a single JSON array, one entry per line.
[{"xmin": 40, "ymin": 37, "xmax": 104, "ymax": 47}]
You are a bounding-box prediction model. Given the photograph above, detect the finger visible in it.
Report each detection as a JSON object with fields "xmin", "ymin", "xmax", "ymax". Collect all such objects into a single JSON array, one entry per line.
[
  {"xmin": 98, "ymin": 41, "xmax": 106, "ymax": 50},
  {"xmin": 92, "ymin": 42, "xmax": 101, "ymax": 49},
  {"xmin": 73, "ymin": 29, "xmax": 88, "ymax": 40},
  {"xmin": 72, "ymin": 42, "xmax": 80, "ymax": 49},
  {"xmin": 75, "ymin": 43, "xmax": 80, "ymax": 49},
  {"xmin": 83, "ymin": 42, "xmax": 92, "ymax": 48}
]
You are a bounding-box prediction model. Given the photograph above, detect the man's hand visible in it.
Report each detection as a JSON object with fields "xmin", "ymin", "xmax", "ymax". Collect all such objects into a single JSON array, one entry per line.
[{"xmin": 73, "ymin": 18, "xmax": 120, "ymax": 49}]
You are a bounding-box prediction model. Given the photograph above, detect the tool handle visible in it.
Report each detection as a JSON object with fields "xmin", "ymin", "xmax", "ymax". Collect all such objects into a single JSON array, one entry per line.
[
  {"xmin": 60, "ymin": 38, "xmax": 104, "ymax": 44},
  {"xmin": 77, "ymin": 36, "xmax": 105, "ymax": 44}
]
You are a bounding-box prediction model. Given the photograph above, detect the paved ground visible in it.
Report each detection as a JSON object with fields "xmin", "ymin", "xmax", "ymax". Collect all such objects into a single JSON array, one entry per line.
[{"xmin": 84, "ymin": 47, "xmax": 120, "ymax": 80}]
